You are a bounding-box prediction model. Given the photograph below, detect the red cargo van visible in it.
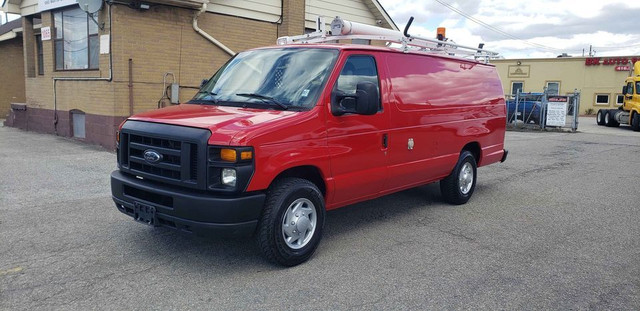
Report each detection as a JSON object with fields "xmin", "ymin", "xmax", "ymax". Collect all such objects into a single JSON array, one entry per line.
[{"xmin": 111, "ymin": 20, "xmax": 507, "ymax": 266}]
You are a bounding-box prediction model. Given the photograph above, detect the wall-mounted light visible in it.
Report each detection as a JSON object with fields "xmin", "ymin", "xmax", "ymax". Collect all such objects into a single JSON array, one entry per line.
[{"xmin": 516, "ymin": 61, "xmax": 522, "ymax": 65}]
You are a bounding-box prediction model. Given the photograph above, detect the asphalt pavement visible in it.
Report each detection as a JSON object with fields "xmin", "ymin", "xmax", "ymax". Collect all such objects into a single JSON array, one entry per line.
[{"xmin": 1, "ymin": 118, "xmax": 639, "ymax": 310}]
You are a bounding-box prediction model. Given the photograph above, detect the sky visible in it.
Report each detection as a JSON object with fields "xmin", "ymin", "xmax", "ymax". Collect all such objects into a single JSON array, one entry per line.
[{"xmin": 377, "ymin": 0, "xmax": 640, "ymax": 59}]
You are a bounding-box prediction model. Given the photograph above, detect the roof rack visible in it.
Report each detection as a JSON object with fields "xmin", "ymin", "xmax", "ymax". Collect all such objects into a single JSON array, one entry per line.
[{"xmin": 276, "ymin": 16, "xmax": 499, "ymax": 64}]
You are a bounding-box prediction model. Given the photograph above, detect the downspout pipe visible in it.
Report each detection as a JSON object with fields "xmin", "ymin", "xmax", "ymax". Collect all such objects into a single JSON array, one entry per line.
[
  {"xmin": 193, "ymin": 2, "xmax": 235, "ymax": 56},
  {"xmin": 53, "ymin": 2, "xmax": 113, "ymax": 134}
]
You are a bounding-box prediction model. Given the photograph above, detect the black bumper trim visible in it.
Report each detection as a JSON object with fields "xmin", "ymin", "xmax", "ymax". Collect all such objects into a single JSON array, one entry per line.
[
  {"xmin": 111, "ymin": 170, "xmax": 265, "ymax": 237},
  {"xmin": 500, "ymin": 149, "xmax": 509, "ymax": 163}
]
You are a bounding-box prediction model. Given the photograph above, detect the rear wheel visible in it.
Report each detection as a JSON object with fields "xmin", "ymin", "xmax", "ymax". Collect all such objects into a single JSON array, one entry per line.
[
  {"xmin": 256, "ymin": 177, "xmax": 325, "ymax": 266},
  {"xmin": 608, "ymin": 110, "xmax": 620, "ymax": 127},
  {"xmin": 632, "ymin": 113, "xmax": 640, "ymax": 131},
  {"xmin": 604, "ymin": 110, "xmax": 620, "ymax": 127},
  {"xmin": 596, "ymin": 109, "xmax": 606, "ymax": 125},
  {"xmin": 440, "ymin": 150, "xmax": 477, "ymax": 205}
]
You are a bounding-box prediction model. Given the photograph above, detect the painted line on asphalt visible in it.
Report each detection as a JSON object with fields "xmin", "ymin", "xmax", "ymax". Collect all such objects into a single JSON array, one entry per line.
[{"xmin": 0, "ymin": 266, "xmax": 23, "ymax": 276}]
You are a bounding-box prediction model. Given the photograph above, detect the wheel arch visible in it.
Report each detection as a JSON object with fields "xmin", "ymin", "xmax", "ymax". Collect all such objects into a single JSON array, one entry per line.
[
  {"xmin": 271, "ymin": 165, "xmax": 327, "ymax": 198},
  {"xmin": 461, "ymin": 142, "xmax": 481, "ymax": 165}
]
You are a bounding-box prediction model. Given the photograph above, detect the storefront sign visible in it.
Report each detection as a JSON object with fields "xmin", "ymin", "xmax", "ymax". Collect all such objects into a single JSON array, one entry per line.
[
  {"xmin": 546, "ymin": 100, "xmax": 568, "ymax": 127},
  {"xmin": 38, "ymin": 0, "xmax": 77, "ymax": 12},
  {"xmin": 585, "ymin": 57, "xmax": 640, "ymax": 66}
]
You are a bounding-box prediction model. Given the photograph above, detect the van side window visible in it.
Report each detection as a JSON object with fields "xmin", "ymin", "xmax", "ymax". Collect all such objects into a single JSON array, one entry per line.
[
  {"xmin": 634, "ymin": 82, "xmax": 639, "ymax": 95},
  {"xmin": 335, "ymin": 55, "xmax": 380, "ymax": 109}
]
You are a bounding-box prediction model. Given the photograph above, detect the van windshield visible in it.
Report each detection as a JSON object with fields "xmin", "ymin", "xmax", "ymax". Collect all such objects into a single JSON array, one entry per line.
[{"xmin": 191, "ymin": 48, "xmax": 339, "ymax": 110}]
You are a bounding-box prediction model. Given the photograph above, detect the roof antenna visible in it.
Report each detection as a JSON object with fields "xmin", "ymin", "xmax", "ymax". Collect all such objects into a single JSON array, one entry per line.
[{"xmin": 403, "ymin": 16, "xmax": 414, "ymax": 38}]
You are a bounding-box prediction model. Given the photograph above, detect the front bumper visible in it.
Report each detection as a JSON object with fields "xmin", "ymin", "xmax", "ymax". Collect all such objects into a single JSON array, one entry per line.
[{"xmin": 111, "ymin": 170, "xmax": 265, "ymax": 237}]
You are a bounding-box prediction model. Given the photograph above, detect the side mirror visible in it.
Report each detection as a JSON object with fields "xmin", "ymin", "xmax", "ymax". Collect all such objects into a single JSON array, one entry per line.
[
  {"xmin": 622, "ymin": 86, "xmax": 627, "ymax": 94},
  {"xmin": 354, "ymin": 81, "xmax": 379, "ymax": 115},
  {"xmin": 200, "ymin": 79, "xmax": 209, "ymax": 88},
  {"xmin": 331, "ymin": 81, "xmax": 379, "ymax": 116}
]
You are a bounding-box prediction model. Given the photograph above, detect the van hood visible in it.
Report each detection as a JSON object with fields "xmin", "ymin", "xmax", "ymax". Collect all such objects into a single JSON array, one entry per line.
[{"xmin": 128, "ymin": 104, "xmax": 297, "ymax": 145}]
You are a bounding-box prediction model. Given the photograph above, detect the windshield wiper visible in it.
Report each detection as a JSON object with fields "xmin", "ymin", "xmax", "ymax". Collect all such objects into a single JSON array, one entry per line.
[
  {"xmin": 236, "ymin": 93, "xmax": 288, "ymax": 110},
  {"xmin": 192, "ymin": 91, "xmax": 219, "ymax": 104}
]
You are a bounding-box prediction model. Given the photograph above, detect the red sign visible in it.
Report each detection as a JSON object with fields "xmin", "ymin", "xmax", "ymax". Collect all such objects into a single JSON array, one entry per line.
[
  {"xmin": 585, "ymin": 57, "xmax": 639, "ymax": 66},
  {"xmin": 615, "ymin": 66, "xmax": 631, "ymax": 71},
  {"xmin": 548, "ymin": 96, "xmax": 568, "ymax": 102}
]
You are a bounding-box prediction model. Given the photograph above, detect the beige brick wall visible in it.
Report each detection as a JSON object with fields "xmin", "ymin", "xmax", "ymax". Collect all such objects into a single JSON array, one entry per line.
[
  {"xmin": 24, "ymin": 3, "xmax": 279, "ymax": 118},
  {"xmin": 279, "ymin": 0, "xmax": 305, "ymax": 37},
  {"xmin": 0, "ymin": 37, "xmax": 26, "ymax": 117}
]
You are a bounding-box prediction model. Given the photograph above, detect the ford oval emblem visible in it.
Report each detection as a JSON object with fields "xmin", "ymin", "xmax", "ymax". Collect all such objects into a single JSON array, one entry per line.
[{"xmin": 143, "ymin": 149, "xmax": 163, "ymax": 164}]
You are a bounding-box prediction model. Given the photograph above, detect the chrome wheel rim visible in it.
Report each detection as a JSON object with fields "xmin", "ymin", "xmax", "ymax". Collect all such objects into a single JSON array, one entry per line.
[
  {"xmin": 597, "ymin": 112, "xmax": 602, "ymax": 123},
  {"xmin": 282, "ymin": 198, "xmax": 317, "ymax": 249},
  {"xmin": 458, "ymin": 162, "xmax": 474, "ymax": 195},
  {"xmin": 605, "ymin": 113, "xmax": 609, "ymax": 123}
]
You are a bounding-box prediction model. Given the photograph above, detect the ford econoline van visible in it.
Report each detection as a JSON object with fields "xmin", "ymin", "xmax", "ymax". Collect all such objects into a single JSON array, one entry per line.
[{"xmin": 111, "ymin": 19, "xmax": 507, "ymax": 266}]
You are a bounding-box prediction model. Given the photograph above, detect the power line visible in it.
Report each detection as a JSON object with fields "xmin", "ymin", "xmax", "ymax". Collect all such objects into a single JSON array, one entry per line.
[{"xmin": 433, "ymin": 0, "xmax": 563, "ymax": 52}]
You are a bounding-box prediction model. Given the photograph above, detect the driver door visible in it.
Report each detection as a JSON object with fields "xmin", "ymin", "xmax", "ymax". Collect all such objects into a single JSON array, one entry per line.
[{"xmin": 326, "ymin": 52, "xmax": 389, "ymax": 208}]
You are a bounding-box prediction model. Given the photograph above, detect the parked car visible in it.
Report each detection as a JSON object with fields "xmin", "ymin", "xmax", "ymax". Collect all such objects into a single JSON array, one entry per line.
[{"xmin": 506, "ymin": 93, "xmax": 543, "ymax": 125}]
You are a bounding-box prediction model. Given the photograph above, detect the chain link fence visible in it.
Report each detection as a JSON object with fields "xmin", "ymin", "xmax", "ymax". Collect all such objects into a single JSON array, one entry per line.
[{"xmin": 506, "ymin": 89, "xmax": 581, "ymax": 131}]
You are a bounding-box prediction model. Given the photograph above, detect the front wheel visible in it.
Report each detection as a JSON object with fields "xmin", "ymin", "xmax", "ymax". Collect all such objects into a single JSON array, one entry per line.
[
  {"xmin": 440, "ymin": 150, "xmax": 477, "ymax": 205},
  {"xmin": 631, "ymin": 113, "xmax": 640, "ymax": 132},
  {"xmin": 256, "ymin": 177, "xmax": 325, "ymax": 266}
]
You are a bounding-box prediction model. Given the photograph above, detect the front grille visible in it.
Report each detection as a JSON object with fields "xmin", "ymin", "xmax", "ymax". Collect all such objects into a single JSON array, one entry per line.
[
  {"xmin": 118, "ymin": 121, "xmax": 209, "ymax": 190},
  {"xmin": 127, "ymin": 134, "xmax": 187, "ymax": 182}
]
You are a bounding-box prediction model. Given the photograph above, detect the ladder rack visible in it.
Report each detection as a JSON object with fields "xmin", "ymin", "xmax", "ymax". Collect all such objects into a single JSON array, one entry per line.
[{"xmin": 276, "ymin": 16, "xmax": 500, "ymax": 64}]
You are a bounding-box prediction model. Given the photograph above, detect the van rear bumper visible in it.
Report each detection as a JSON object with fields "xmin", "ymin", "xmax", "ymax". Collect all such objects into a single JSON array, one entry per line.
[
  {"xmin": 500, "ymin": 149, "xmax": 509, "ymax": 162},
  {"xmin": 110, "ymin": 170, "xmax": 265, "ymax": 237}
]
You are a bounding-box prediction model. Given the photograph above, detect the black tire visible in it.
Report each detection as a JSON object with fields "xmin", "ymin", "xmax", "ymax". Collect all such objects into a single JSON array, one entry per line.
[
  {"xmin": 440, "ymin": 150, "xmax": 477, "ymax": 205},
  {"xmin": 604, "ymin": 110, "xmax": 620, "ymax": 127},
  {"xmin": 256, "ymin": 177, "xmax": 325, "ymax": 266},
  {"xmin": 608, "ymin": 110, "xmax": 620, "ymax": 127},
  {"xmin": 632, "ymin": 113, "xmax": 640, "ymax": 132},
  {"xmin": 596, "ymin": 109, "xmax": 606, "ymax": 126}
]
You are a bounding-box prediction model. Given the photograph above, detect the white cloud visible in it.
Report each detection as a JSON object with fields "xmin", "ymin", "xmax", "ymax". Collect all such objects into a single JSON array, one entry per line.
[{"xmin": 378, "ymin": 0, "xmax": 640, "ymax": 58}]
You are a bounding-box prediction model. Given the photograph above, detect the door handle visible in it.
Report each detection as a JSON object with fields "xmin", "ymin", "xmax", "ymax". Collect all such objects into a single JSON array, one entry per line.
[{"xmin": 382, "ymin": 134, "xmax": 388, "ymax": 148}]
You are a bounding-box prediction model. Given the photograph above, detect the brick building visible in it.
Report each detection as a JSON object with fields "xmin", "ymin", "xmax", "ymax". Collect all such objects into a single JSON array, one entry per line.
[
  {"xmin": 1, "ymin": 0, "xmax": 397, "ymax": 148},
  {"xmin": 0, "ymin": 19, "xmax": 25, "ymax": 118}
]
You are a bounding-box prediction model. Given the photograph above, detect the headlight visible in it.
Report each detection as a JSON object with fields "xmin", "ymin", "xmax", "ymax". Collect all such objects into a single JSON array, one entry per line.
[{"xmin": 221, "ymin": 168, "xmax": 237, "ymax": 187}]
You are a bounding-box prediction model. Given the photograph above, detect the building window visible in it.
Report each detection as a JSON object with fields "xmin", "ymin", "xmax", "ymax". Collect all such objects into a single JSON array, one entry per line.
[
  {"xmin": 511, "ymin": 81, "xmax": 523, "ymax": 95},
  {"xmin": 595, "ymin": 94, "xmax": 610, "ymax": 106},
  {"xmin": 616, "ymin": 94, "xmax": 624, "ymax": 106},
  {"xmin": 36, "ymin": 34, "xmax": 44, "ymax": 75},
  {"xmin": 53, "ymin": 7, "xmax": 99, "ymax": 70},
  {"xmin": 546, "ymin": 81, "xmax": 560, "ymax": 95}
]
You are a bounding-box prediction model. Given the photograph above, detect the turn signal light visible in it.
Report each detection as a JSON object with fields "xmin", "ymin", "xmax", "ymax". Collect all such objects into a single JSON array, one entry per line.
[
  {"xmin": 240, "ymin": 151, "xmax": 253, "ymax": 160},
  {"xmin": 220, "ymin": 149, "xmax": 237, "ymax": 162}
]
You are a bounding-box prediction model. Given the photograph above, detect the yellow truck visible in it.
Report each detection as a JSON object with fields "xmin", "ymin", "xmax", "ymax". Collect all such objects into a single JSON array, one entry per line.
[{"xmin": 596, "ymin": 62, "xmax": 640, "ymax": 131}]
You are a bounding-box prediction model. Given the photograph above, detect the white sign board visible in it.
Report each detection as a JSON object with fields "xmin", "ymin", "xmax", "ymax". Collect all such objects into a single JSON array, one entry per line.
[
  {"xmin": 99, "ymin": 34, "xmax": 109, "ymax": 54},
  {"xmin": 38, "ymin": 0, "xmax": 77, "ymax": 13},
  {"xmin": 546, "ymin": 101, "xmax": 568, "ymax": 127},
  {"xmin": 41, "ymin": 27, "xmax": 51, "ymax": 40}
]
